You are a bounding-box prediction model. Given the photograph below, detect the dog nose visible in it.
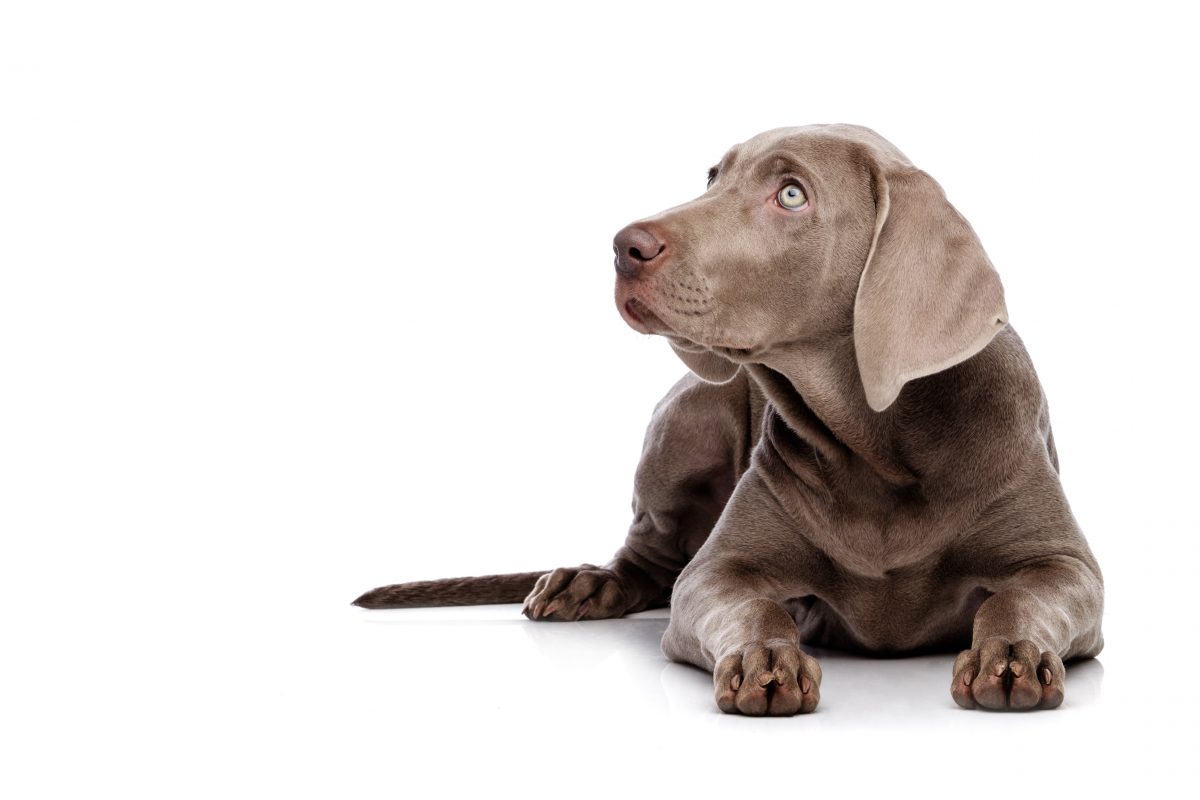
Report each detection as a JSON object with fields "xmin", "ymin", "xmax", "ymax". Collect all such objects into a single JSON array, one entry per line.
[{"xmin": 613, "ymin": 224, "xmax": 667, "ymax": 278}]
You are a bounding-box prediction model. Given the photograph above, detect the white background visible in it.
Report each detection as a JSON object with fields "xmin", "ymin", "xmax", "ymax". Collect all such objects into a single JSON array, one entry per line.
[{"xmin": 3, "ymin": 1, "xmax": 1198, "ymax": 796}]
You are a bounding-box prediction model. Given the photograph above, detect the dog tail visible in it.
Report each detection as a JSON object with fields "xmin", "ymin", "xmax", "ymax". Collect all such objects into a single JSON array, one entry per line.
[{"xmin": 351, "ymin": 571, "xmax": 548, "ymax": 609}]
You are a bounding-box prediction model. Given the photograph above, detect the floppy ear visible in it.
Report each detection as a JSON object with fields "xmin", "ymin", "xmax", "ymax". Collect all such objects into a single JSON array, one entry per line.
[
  {"xmin": 853, "ymin": 165, "xmax": 1008, "ymax": 412},
  {"xmin": 670, "ymin": 341, "xmax": 740, "ymax": 384}
]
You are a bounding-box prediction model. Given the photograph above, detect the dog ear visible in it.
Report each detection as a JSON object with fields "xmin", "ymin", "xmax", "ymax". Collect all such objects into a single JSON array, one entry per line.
[
  {"xmin": 853, "ymin": 165, "xmax": 1008, "ymax": 412},
  {"xmin": 670, "ymin": 341, "xmax": 740, "ymax": 384}
]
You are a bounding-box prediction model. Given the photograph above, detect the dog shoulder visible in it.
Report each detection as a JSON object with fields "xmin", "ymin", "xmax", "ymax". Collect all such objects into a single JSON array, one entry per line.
[{"xmin": 894, "ymin": 325, "xmax": 1052, "ymax": 485}]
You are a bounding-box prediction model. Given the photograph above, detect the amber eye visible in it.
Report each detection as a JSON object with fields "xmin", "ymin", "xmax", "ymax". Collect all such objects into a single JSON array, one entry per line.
[{"xmin": 777, "ymin": 183, "xmax": 808, "ymax": 209}]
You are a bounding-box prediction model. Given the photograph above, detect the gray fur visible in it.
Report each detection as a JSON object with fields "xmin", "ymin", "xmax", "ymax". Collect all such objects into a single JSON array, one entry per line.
[{"xmin": 356, "ymin": 125, "xmax": 1103, "ymax": 715}]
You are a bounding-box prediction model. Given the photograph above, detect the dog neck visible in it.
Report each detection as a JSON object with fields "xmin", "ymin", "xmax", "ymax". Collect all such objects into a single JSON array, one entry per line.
[{"xmin": 749, "ymin": 335, "xmax": 917, "ymax": 487}]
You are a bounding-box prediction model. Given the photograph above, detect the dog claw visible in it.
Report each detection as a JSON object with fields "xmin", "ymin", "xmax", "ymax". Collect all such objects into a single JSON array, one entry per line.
[
  {"xmin": 953, "ymin": 639, "xmax": 1066, "ymax": 710},
  {"xmin": 522, "ymin": 565, "xmax": 636, "ymax": 622},
  {"xmin": 713, "ymin": 641, "xmax": 821, "ymax": 716}
]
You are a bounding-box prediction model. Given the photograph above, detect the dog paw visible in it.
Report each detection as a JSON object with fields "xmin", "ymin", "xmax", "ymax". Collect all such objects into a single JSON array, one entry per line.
[
  {"xmin": 522, "ymin": 565, "xmax": 631, "ymax": 621},
  {"xmin": 713, "ymin": 640, "xmax": 821, "ymax": 716},
  {"xmin": 952, "ymin": 637, "xmax": 1065, "ymax": 710}
]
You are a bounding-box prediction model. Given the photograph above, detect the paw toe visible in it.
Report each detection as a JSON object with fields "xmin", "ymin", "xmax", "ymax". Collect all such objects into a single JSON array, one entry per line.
[
  {"xmin": 953, "ymin": 639, "xmax": 1067, "ymax": 711},
  {"xmin": 714, "ymin": 642, "xmax": 820, "ymax": 716}
]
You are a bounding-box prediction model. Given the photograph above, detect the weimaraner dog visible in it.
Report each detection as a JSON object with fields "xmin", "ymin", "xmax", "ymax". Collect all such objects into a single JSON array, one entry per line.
[{"xmin": 355, "ymin": 124, "xmax": 1105, "ymax": 715}]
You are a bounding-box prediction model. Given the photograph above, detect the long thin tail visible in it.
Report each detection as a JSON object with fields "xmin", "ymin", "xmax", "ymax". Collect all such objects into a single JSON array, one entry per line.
[{"xmin": 351, "ymin": 571, "xmax": 548, "ymax": 609}]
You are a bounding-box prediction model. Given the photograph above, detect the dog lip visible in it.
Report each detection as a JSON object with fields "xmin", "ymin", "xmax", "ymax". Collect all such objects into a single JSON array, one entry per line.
[
  {"xmin": 621, "ymin": 297, "xmax": 670, "ymax": 335},
  {"xmin": 623, "ymin": 299, "xmax": 644, "ymax": 325},
  {"xmin": 622, "ymin": 298, "xmax": 650, "ymax": 332}
]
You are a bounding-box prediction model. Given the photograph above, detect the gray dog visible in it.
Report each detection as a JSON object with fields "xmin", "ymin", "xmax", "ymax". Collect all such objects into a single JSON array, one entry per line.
[{"xmin": 354, "ymin": 124, "xmax": 1104, "ymax": 715}]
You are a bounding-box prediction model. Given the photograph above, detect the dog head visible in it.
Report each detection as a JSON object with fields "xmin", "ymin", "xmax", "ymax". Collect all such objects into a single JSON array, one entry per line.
[{"xmin": 613, "ymin": 124, "xmax": 1007, "ymax": 411}]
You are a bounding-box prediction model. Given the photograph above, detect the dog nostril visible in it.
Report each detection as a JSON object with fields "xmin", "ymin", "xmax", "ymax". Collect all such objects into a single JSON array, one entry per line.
[
  {"xmin": 613, "ymin": 224, "xmax": 668, "ymax": 278},
  {"xmin": 629, "ymin": 244, "xmax": 665, "ymax": 262}
]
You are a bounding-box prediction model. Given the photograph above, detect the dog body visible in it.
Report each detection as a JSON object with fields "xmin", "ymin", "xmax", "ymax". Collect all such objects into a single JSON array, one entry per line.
[{"xmin": 356, "ymin": 125, "xmax": 1104, "ymax": 715}]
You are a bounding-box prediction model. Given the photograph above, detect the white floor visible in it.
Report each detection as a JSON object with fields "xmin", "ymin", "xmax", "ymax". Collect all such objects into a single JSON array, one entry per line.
[
  {"xmin": 9, "ymin": 591, "xmax": 1185, "ymax": 798},
  {"xmin": 5, "ymin": 6, "xmax": 1199, "ymax": 796}
]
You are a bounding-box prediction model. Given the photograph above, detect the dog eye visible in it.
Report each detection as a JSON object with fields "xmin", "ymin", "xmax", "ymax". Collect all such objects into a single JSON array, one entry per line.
[{"xmin": 777, "ymin": 183, "xmax": 808, "ymax": 209}]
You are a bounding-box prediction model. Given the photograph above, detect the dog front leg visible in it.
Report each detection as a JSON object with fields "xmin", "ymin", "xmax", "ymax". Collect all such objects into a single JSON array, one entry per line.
[
  {"xmin": 524, "ymin": 371, "xmax": 761, "ymax": 621},
  {"xmin": 660, "ymin": 471, "xmax": 825, "ymax": 716},
  {"xmin": 953, "ymin": 557, "xmax": 1104, "ymax": 710}
]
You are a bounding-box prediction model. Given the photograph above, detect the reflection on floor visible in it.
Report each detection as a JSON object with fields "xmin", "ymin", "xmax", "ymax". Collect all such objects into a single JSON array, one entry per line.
[{"xmin": 359, "ymin": 604, "xmax": 1104, "ymax": 722}]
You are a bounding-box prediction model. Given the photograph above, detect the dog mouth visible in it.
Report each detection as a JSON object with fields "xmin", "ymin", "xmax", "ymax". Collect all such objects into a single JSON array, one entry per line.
[
  {"xmin": 619, "ymin": 296, "xmax": 671, "ymax": 335},
  {"xmin": 619, "ymin": 294, "xmax": 764, "ymax": 357}
]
